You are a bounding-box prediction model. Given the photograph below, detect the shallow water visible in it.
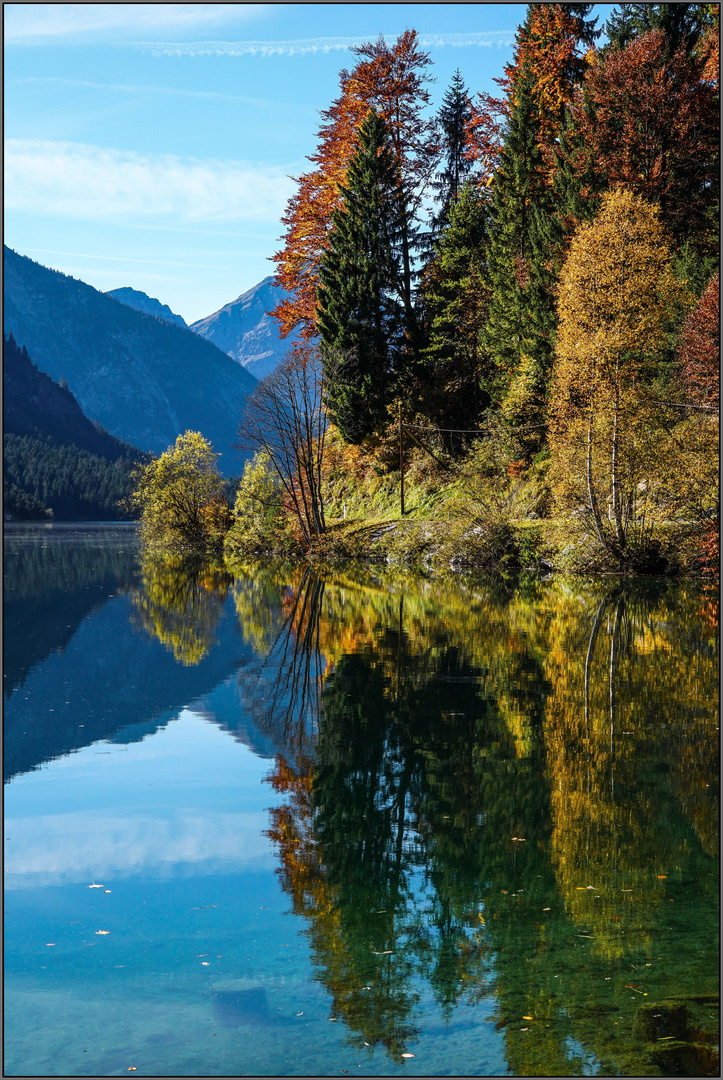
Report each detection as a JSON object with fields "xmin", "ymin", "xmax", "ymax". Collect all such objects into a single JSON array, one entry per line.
[{"xmin": 4, "ymin": 526, "xmax": 719, "ymax": 1076}]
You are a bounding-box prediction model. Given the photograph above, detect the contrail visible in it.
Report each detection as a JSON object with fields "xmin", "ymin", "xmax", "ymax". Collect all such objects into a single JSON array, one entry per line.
[{"xmin": 136, "ymin": 31, "xmax": 516, "ymax": 58}]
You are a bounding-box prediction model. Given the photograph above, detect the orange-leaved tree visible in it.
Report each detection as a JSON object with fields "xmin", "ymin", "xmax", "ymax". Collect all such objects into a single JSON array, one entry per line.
[
  {"xmin": 271, "ymin": 31, "xmax": 436, "ymax": 340},
  {"xmin": 566, "ymin": 28, "xmax": 719, "ymax": 254},
  {"xmin": 550, "ymin": 188, "xmax": 687, "ymax": 571}
]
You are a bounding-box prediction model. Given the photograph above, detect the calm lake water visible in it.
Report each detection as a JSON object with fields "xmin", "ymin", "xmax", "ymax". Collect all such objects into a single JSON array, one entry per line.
[{"xmin": 4, "ymin": 524, "xmax": 719, "ymax": 1077}]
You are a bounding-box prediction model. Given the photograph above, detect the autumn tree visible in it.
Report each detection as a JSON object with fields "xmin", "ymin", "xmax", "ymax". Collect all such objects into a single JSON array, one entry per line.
[
  {"xmin": 672, "ymin": 273, "xmax": 720, "ymax": 572},
  {"xmin": 550, "ymin": 189, "xmax": 687, "ymax": 571},
  {"xmin": 567, "ymin": 28, "xmax": 719, "ymax": 257},
  {"xmin": 316, "ymin": 110, "xmax": 405, "ymax": 443},
  {"xmin": 130, "ymin": 431, "xmax": 229, "ymax": 551},
  {"xmin": 272, "ymin": 31, "xmax": 436, "ymax": 341},
  {"xmin": 238, "ymin": 344, "xmax": 327, "ymax": 545}
]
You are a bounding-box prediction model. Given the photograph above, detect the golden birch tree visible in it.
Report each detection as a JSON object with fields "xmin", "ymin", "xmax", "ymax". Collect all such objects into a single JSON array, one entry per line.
[{"xmin": 550, "ymin": 188, "xmax": 686, "ymax": 571}]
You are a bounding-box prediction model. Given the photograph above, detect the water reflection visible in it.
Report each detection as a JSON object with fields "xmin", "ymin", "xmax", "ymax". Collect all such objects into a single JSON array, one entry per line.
[
  {"xmin": 4, "ymin": 531, "xmax": 719, "ymax": 1076},
  {"xmin": 231, "ymin": 567, "xmax": 719, "ymax": 1075},
  {"xmin": 130, "ymin": 551, "xmax": 233, "ymax": 666}
]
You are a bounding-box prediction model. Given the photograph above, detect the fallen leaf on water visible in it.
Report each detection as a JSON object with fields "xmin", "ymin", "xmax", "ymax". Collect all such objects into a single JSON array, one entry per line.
[
  {"xmin": 296, "ymin": 1012, "xmax": 304, "ymax": 1016},
  {"xmin": 95, "ymin": 930, "xmax": 110, "ymax": 935},
  {"xmin": 542, "ymin": 907, "xmax": 551, "ymax": 911},
  {"xmin": 523, "ymin": 1016, "xmax": 533, "ymax": 1020},
  {"xmin": 201, "ymin": 962, "xmax": 210, "ymax": 966},
  {"xmin": 657, "ymin": 875, "xmax": 667, "ymax": 879},
  {"xmin": 402, "ymin": 1053, "xmax": 415, "ymax": 1058}
]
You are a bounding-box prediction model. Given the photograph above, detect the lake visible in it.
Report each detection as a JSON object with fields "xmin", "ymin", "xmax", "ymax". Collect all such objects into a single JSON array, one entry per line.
[{"xmin": 4, "ymin": 524, "xmax": 719, "ymax": 1077}]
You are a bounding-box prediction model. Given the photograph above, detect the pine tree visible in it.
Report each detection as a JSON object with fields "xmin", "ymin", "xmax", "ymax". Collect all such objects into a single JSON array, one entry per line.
[
  {"xmin": 481, "ymin": 69, "xmax": 550, "ymax": 404},
  {"xmin": 430, "ymin": 70, "xmax": 474, "ymax": 234},
  {"xmin": 604, "ymin": 3, "xmax": 711, "ymax": 57},
  {"xmin": 421, "ymin": 181, "xmax": 492, "ymax": 440},
  {"xmin": 316, "ymin": 110, "xmax": 404, "ymax": 444}
]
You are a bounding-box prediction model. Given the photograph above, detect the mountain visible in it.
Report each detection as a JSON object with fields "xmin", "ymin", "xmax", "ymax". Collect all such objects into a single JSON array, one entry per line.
[
  {"xmin": 4, "ymin": 332, "xmax": 147, "ymax": 462},
  {"xmin": 106, "ymin": 286, "xmax": 187, "ymax": 328},
  {"xmin": 4, "ymin": 333, "xmax": 151, "ymax": 521},
  {"xmin": 190, "ymin": 276, "xmax": 301, "ymax": 380},
  {"xmin": 3, "ymin": 247, "xmax": 258, "ymax": 475}
]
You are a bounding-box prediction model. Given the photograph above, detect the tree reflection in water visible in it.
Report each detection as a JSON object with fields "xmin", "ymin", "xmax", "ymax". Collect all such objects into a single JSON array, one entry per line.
[
  {"xmin": 235, "ymin": 567, "xmax": 719, "ymax": 1074},
  {"xmin": 130, "ymin": 551, "xmax": 232, "ymax": 665}
]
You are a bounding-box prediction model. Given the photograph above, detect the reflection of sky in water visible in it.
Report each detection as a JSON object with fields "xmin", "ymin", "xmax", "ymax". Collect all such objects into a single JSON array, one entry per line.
[{"xmin": 5, "ymin": 709, "xmax": 277, "ymax": 888}]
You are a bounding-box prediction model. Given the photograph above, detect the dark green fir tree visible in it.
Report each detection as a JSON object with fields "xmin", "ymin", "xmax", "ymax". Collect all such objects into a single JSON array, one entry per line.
[
  {"xmin": 421, "ymin": 181, "xmax": 492, "ymax": 441},
  {"xmin": 430, "ymin": 69, "xmax": 474, "ymax": 236},
  {"xmin": 316, "ymin": 109, "xmax": 405, "ymax": 444}
]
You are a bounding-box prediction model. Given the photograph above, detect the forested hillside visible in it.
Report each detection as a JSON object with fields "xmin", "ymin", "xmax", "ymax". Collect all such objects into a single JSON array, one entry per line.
[
  {"xmin": 4, "ymin": 333, "xmax": 150, "ymax": 520},
  {"xmin": 251, "ymin": 2, "xmax": 719, "ymax": 574}
]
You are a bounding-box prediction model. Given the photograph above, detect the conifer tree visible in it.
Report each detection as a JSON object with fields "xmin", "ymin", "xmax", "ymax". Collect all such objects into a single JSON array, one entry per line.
[
  {"xmin": 479, "ymin": 65, "xmax": 546, "ymax": 408},
  {"xmin": 430, "ymin": 70, "xmax": 474, "ymax": 234},
  {"xmin": 316, "ymin": 110, "xmax": 404, "ymax": 444},
  {"xmin": 422, "ymin": 181, "xmax": 491, "ymax": 438}
]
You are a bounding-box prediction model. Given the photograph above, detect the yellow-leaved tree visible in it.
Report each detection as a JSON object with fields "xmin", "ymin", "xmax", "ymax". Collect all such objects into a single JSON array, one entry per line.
[
  {"xmin": 550, "ymin": 188, "xmax": 689, "ymax": 572},
  {"xmin": 130, "ymin": 430, "xmax": 230, "ymax": 551}
]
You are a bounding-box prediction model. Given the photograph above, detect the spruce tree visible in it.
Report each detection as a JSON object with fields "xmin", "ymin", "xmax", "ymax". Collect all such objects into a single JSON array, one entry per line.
[
  {"xmin": 422, "ymin": 181, "xmax": 492, "ymax": 440},
  {"xmin": 316, "ymin": 109, "xmax": 404, "ymax": 444},
  {"xmin": 430, "ymin": 70, "xmax": 474, "ymax": 235},
  {"xmin": 482, "ymin": 69, "xmax": 545, "ymax": 391}
]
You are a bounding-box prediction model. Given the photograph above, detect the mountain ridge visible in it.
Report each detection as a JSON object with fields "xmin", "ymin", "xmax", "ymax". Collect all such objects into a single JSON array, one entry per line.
[
  {"xmin": 3, "ymin": 246, "xmax": 258, "ymax": 475},
  {"xmin": 190, "ymin": 276, "xmax": 301, "ymax": 380},
  {"xmin": 106, "ymin": 286, "xmax": 188, "ymax": 328}
]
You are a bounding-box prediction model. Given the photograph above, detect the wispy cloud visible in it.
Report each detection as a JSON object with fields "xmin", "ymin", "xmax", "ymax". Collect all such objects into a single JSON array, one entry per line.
[
  {"xmin": 4, "ymin": 3, "xmax": 271, "ymax": 43},
  {"xmin": 138, "ymin": 31, "xmax": 516, "ymax": 58},
  {"xmin": 4, "ymin": 139, "xmax": 295, "ymax": 224},
  {"xmin": 14, "ymin": 75, "xmax": 298, "ymax": 111},
  {"xmin": 21, "ymin": 248, "xmax": 243, "ymax": 271}
]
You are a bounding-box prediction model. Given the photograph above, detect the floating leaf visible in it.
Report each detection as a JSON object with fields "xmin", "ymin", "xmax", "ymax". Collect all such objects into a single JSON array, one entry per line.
[
  {"xmin": 402, "ymin": 1053, "xmax": 415, "ymax": 1058},
  {"xmin": 657, "ymin": 875, "xmax": 667, "ymax": 879},
  {"xmin": 95, "ymin": 930, "xmax": 110, "ymax": 935},
  {"xmin": 523, "ymin": 1016, "xmax": 533, "ymax": 1020},
  {"xmin": 201, "ymin": 962, "xmax": 210, "ymax": 966}
]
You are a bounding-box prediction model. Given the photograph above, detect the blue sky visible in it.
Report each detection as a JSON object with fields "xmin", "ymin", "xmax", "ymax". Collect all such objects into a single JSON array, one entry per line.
[{"xmin": 4, "ymin": 3, "xmax": 614, "ymax": 323}]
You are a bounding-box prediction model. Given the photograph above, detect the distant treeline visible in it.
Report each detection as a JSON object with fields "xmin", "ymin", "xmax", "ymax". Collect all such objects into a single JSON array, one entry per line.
[{"xmin": 3, "ymin": 332, "xmax": 150, "ymax": 520}]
